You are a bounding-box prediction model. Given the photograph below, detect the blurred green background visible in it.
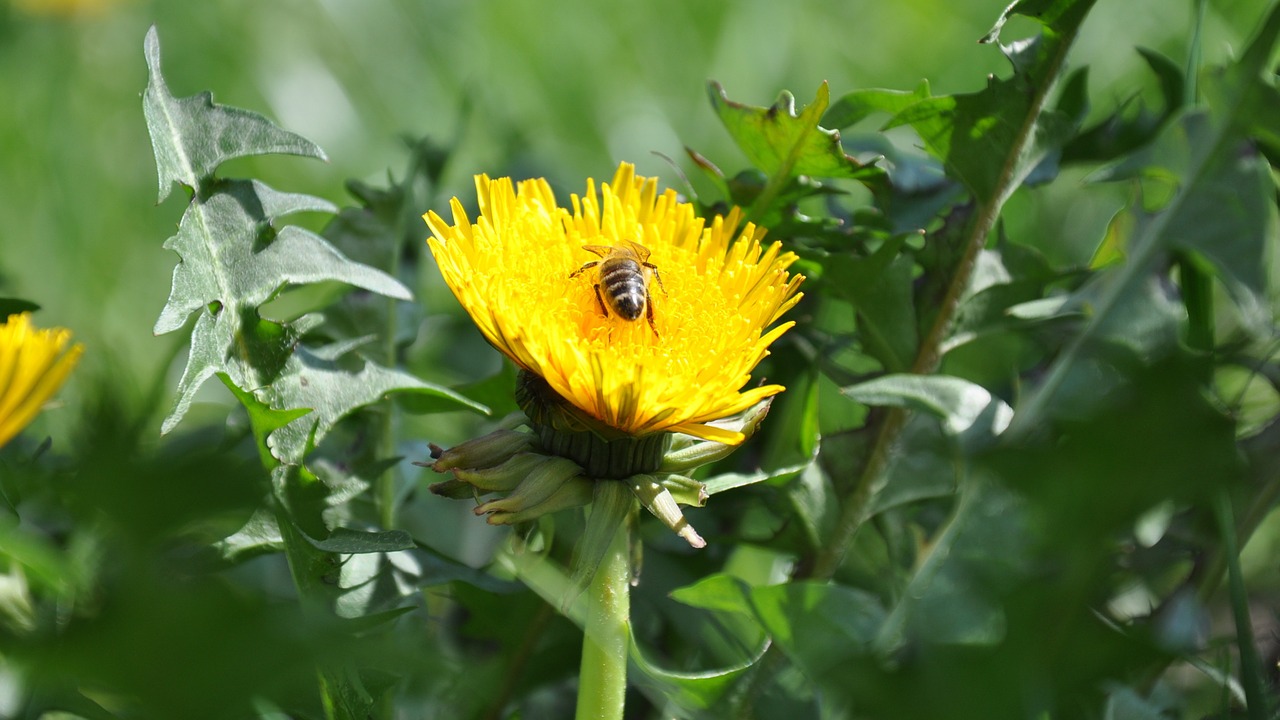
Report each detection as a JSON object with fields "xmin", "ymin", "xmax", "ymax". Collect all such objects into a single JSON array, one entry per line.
[
  {"xmin": 0, "ymin": 0, "xmax": 1271, "ymax": 434},
  {"xmin": 1, "ymin": 1, "xmax": 1279, "ymax": 717}
]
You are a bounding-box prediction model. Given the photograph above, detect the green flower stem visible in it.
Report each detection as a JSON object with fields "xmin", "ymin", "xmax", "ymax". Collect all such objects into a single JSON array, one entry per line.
[{"xmin": 575, "ymin": 520, "xmax": 630, "ymax": 720}]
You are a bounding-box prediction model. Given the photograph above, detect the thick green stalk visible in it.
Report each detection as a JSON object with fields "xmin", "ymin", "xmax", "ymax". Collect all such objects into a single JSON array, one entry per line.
[
  {"xmin": 274, "ymin": 498, "xmax": 349, "ymax": 719},
  {"xmin": 575, "ymin": 521, "xmax": 630, "ymax": 720}
]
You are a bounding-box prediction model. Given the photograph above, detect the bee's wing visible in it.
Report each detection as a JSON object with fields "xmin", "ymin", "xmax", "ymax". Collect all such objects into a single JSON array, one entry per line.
[
  {"xmin": 619, "ymin": 239, "xmax": 651, "ymax": 262},
  {"xmin": 580, "ymin": 245, "xmax": 615, "ymax": 258}
]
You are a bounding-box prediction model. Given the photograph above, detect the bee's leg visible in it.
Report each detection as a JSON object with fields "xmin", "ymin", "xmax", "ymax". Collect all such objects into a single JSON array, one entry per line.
[
  {"xmin": 569, "ymin": 261, "xmax": 599, "ymax": 279},
  {"xmin": 644, "ymin": 263, "xmax": 668, "ymax": 295},
  {"xmin": 592, "ymin": 284, "xmax": 610, "ymax": 317},
  {"xmin": 645, "ymin": 291, "xmax": 660, "ymax": 337}
]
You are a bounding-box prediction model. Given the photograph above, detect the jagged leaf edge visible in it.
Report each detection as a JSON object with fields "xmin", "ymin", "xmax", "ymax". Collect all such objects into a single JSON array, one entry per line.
[{"xmin": 143, "ymin": 26, "xmax": 326, "ymax": 202}]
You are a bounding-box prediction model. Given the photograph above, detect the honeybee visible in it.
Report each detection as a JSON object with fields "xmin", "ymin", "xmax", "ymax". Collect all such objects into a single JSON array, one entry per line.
[{"xmin": 569, "ymin": 239, "xmax": 667, "ymax": 335}]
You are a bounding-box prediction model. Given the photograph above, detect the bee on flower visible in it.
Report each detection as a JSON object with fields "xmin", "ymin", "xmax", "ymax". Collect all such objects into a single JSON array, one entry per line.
[
  {"xmin": 422, "ymin": 162, "xmax": 803, "ymax": 554},
  {"xmin": 569, "ymin": 240, "xmax": 666, "ymax": 336}
]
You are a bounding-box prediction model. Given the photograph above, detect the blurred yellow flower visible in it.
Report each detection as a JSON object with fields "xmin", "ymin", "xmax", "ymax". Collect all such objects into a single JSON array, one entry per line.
[
  {"xmin": 12, "ymin": 0, "xmax": 118, "ymax": 16},
  {"xmin": 0, "ymin": 313, "xmax": 82, "ymax": 449},
  {"xmin": 425, "ymin": 162, "xmax": 802, "ymax": 445}
]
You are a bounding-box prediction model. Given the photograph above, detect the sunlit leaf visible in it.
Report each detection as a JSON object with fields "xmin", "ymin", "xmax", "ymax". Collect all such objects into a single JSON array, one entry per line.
[
  {"xmin": 143, "ymin": 27, "xmax": 325, "ymax": 201},
  {"xmin": 842, "ymin": 375, "xmax": 1012, "ymax": 440},
  {"xmin": 668, "ymin": 573, "xmax": 754, "ymax": 615},
  {"xmin": 701, "ymin": 459, "xmax": 810, "ymax": 496},
  {"xmin": 215, "ymin": 508, "xmax": 283, "ymax": 562},
  {"xmin": 145, "ymin": 31, "xmax": 419, "ymax": 433},
  {"xmin": 709, "ymin": 81, "xmax": 882, "ymax": 183}
]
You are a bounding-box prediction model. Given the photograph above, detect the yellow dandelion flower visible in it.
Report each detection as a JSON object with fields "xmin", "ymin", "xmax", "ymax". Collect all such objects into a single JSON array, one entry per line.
[
  {"xmin": 13, "ymin": 0, "xmax": 119, "ymax": 17},
  {"xmin": 425, "ymin": 162, "xmax": 803, "ymax": 446},
  {"xmin": 0, "ymin": 313, "xmax": 83, "ymax": 449}
]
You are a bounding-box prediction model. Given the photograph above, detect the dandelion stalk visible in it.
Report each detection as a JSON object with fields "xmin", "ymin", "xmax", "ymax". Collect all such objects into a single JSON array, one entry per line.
[{"xmin": 575, "ymin": 503, "xmax": 631, "ymax": 720}]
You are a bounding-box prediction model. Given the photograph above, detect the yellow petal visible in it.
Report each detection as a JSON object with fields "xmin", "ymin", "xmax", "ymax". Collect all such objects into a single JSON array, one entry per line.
[{"xmin": 0, "ymin": 313, "xmax": 82, "ymax": 448}]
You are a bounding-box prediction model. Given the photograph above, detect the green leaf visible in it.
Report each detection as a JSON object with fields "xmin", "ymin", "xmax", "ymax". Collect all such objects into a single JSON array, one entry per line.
[
  {"xmin": 824, "ymin": 236, "xmax": 919, "ymax": 373},
  {"xmin": 873, "ymin": 478, "xmax": 1032, "ymax": 652},
  {"xmin": 757, "ymin": 348, "xmax": 820, "ymax": 471},
  {"xmin": 568, "ymin": 480, "xmax": 636, "ymax": 600},
  {"xmin": 823, "ymin": 81, "xmax": 932, "ymax": 129},
  {"xmin": 709, "ymin": 80, "xmax": 881, "ymax": 182},
  {"xmin": 1010, "ymin": 6, "xmax": 1280, "ymax": 436},
  {"xmin": 1062, "ymin": 48, "xmax": 1184, "ymax": 165},
  {"xmin": 1074, "ymin": 257, "xmax": 1185, "ymax": 361},
  {"xmin": 143, "ymin": 26, "xmax": 326, "ymax": 202},
  {"xmin": 630, "ymin": 638, "xmax": 764, "ymax": 714},
  {"xmin": 145, "ymin": 29, "xmax": 423, "ymax": 434},
  {"xmin": 981, "ymin": 0, "xmax": 1095, "ymax": 48},
  {"xmin": 843, "ymin": 375, "xmax": 1012, "ymax": 440},
  {"xmin": 701, "ymin": 459, "xmax": 810, "ymax": 496},
  {"xmin": 153, "ymin": 180, "xmax": 410, "ymax": 336},
  {"xmin": 1103, "ymin": 687, "xmax": 1177, "ymax": 720},
  {"xmin": 306, "ymin": 527, "xmax": 414, "ymax": 554},
  {"xmin": 215, "ymin": 508, "xmax": 283, "ymax": 562},
  {"xmin": 887, "ymin": 84, "xmax": 1074, "ymax": 206},
  {"xmin": 399, "ymin": 361, "xmax": 517, "ymax": 417},
  {"xmin": 316, "ymin": 140, "xmax": 443, "ymax": 348},
  {"xmin": 259, "ymin": 343, "xmax": 486, "ymax": 464},
  {"xmin": 0, "ymin": 298, "xmax": 39, "ymax": 317},
  {"xmin": 885, "ymin": 1, "xmax": 1096, "ymax": 205},
  {"xmin": 163, "ymin": 311, "xmax": 300, "ymax": 435},
  {"xmin": 1091, "ymin": 112, "xmax": 1275, "ymax": 331},
  {"xmin": 668, "ymin": 573, "xmax": 755, "ymax": 616},
  {"xmin": 785, "ymin": 463, "xmax": 838, "ymax": 553},
  {"xmin": 0, "ymin": 516, "xmax": 78, "ymax": 595},
  {"xmin": 750, "ymin": 581, "xmax": 885, "ymax": 679},
  {"xmin": 868, "ymin": 414, "xmax": 960, "ymax": 515},
  {"xmin": 219, "ymin": 371, "xmax": 313, "ymax": 468}
]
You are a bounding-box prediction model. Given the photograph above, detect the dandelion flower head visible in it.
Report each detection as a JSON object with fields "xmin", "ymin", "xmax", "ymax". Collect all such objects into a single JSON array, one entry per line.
[{"xmin": 425, "ymin": 163, "xmax": 803, "ymax": 445}]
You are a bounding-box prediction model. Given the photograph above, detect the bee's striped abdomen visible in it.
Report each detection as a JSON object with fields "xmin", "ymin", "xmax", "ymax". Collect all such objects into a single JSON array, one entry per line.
[{"xmin": 601, "ymin": 257, "xmax": 647, "ymax": 321}]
